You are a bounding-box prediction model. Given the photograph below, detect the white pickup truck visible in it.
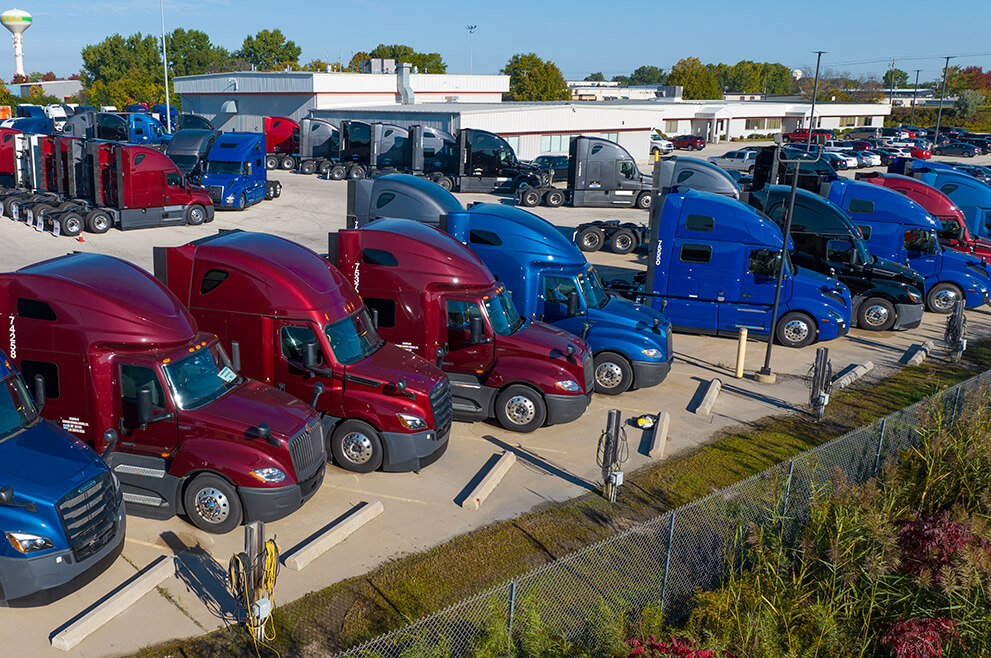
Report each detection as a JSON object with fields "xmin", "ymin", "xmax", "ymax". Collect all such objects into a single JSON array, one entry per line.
[{"xmin": 706, "ymin": 149, "xmax": 757, "ymax": 173}]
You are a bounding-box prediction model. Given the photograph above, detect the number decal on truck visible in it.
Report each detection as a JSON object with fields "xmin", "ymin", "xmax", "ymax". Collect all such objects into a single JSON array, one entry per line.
[
  {"xmin": 8, "ymin": 314, "xmax": 16, "ymax": 359},
  {"xmin": 352, "ymin": 263, "xmax": 360, "ymax": 294}
]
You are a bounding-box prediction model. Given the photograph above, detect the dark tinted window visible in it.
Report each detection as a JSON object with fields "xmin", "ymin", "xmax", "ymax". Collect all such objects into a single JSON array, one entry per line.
[
  {"xmin": 679, "ymin": 244, "xmax": 711, "ymax": 264},
  {"xmin": 16, "ymin": 298, "xmax": 57, "ymax": 321},
  {"xmin": 166, "ymin": 172, "xmax": 182, "ymax": 187},
  {"xmin": 19, "ymin": 360, "xmax": 59, "ymax": 399},
  {"xmin": 941, "ymin": 184, "xmax": 959, "ymax": 195},
  {"xmin": 748, "ymin": 249, "xmax": 777, "ymax": 276},
  {"xmin": 362, "ymin": 248, "xmax": 398, "ymax": 266},
  {"xmin": 858, "ymin": 225, "xmax": 872, "ymax": 240},
  {"xmin": 848, "ymin": 199, "xmax": 874, "ymax": 214},
  {"xmin": 685, "ymin": 214, "xmax": 714, "ymax": 232},
  {"xmin": 200, "ymin": 269, "xmax": 229, "ymax": 294},
  {"xmin": 375, "ymin": 192, "xmax": 395, "ymax": 209},
  {"xmin": 119, "ymin": 364, "xmax": 165, "ymax": 408},
  {"xmin": 134, "ymin": 154, "xmax": 145, "ymax": 165},
  {"xmin": 677, "ymin": 170, "xmax": 694, "ymax": 183},
  {"xmin": 591, "ymin": 144, "xmax": 603, "ymax": 155},
  {"xmin": 363, "ymin": 297, "xmax": 396, "ymax": 328},
  {"xmin": 469, "ymin": 229, "xmax": 503, "ymax": 246},
  {"xmin": 220, "ymin": 143, "xmax": 236, "ymax": 149},
  {"xmin": 280, "ymin": 325, "xmax": 323, "ymax": 364}
]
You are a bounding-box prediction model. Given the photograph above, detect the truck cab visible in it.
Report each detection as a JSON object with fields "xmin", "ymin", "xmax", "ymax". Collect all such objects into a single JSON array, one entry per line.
[
  {"xmin": 263, "ymin": 116, "xmax": 300, "ymax": 170},
  {"xmin": 0, "ymin": 253, "xmax": 326, "ymax": 533},
  {"xmin": 562, "ymin": 136, "xmax": 652, "ymax": 209},
  {"xmin": 201, "ymin": 133, "xmax": 270, "ymax": 210},
  {"xmin": 330, "ymin": 219, "xmax": 593, "ymax": 433},
  {"xmin": 165, "ymin": 128, "xmax": 220, "ymax": 184},
  {"xmin": 0, "ymin": 351, "xmax": 125, "ymax": 604},
  {"xmin": 155, "ymin": 230, "xmax": 453, "ymax": 473},
  {"xmin": 442, "ymin": 128, "xmax": 540, "ymax": 193},
  {"xmin": 118, "ymin": 113, "xmax": 171, "ymax": 146},
  {"xmin": 60, "ymin": 112, "xmax": 128, "ymax": 142},
  {"xmin": 298, "ymin": 117, "xmax": 340, "ymax": 176},
  {"xmin": 890, "ymin": 159, "xmax": 991, "ymax": 245}
]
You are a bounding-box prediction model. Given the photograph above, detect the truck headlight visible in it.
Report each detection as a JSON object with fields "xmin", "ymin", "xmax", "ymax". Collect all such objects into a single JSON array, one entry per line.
[
  {"xmin": 6, "ymin": 531, "xmax": 54, "ymax": 554},
  {"xmin": 907, "ymin": 291, "xmax": 922, "ymax": 303},
  {"xmin": 249, "ymin": 468, "xmax": 287, "ymax": 483},
  {"xmin": 554, "ymin": 380, "xmax": 581, "ymax": 392},
  {"xmin": 397, "ymin": 413, "xmax": 428, "ymax": 431},
  {"xmin": 226, "ymin": 195, "xmax": 235, "ymax": 203},
  {"xmin": 641, "ymin": 348, "xmax": 664, "ymax": 359}
]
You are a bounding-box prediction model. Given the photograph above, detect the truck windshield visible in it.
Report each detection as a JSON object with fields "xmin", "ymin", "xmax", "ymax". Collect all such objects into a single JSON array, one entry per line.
[
  {"xmin": 0, "ymin": 375, "xmax": 39, "ymax": 441},
  {"xmin": 163, "ymin": 346, "xmax": 240, "ymax": 410},
  {"xmin": 171, "ymin": 154, "xmax": 198, "ymax": 169},
  {"xmin": 483, "ymin": 288, "xmax": 523, "ymax": 336},
  {"xmin": 205, "ymin": 161, "xmax": 243, "ymax": 175},
  {"xmin": 578, "ymin": 269, "xmax": 608, "ymax": 310},
  {"xmin": 325, "ymin": 309, "xmax": 383, "ymax": 366}
]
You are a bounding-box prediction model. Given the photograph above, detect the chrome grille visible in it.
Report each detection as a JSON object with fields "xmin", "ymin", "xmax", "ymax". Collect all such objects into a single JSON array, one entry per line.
[
  {"xmin": 289, "ymin": 421, "xmax": 325, "ymax": 479},
  {"xmin": 582, "ymin": 354, "xmax": 593, "ymax": 391},
  {"xmin": 666, "ymin": 329, "xmax": 673, "ymax": 361},
  {"xmin": 208, "ymin": 185, "xmax": 223, "ymax": 203},
  {"xmin": 56, "ymin": 472, "xmax": 118, "ymax": 563},
  {"xmin": 429, "ymin": 378, "xmax": 453, "ymax": 437}
]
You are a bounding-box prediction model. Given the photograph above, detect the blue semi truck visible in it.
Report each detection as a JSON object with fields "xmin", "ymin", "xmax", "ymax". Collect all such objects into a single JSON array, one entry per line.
[
  {"xmin": 0, "ymin": 351, "xmax": 125, "ymax": 603},
  {"xmin": 890, "ymin": 159, "xmax": 991, "ymax": 244},
  {"xmin": 202, "ymin": 133, "xmax": 282, "ymax": 209},
  {"xmin": 346, "ymin": 174, "xmax": 673, "ymax": 395}
]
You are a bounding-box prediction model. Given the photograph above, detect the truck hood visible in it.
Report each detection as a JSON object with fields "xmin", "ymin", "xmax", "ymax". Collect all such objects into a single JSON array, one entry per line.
[
  {"xmin": 180, "ymin": 379, "xmax": 315, "ymax": 442},
  {"xmin": 502, "ymin": 319, "xmax": 590, "ymax": 370},
  {"xmin": 870, "ymin": 256, "xmax": 926, "ymax": 291},
  {"xmin": 0, "ymin": 421, "xmax": 106, "ymax": 492},
  {"xmin": 588, "ymin": 294, "xmax": 670, "ymax": 342},
  {"xmin": 792, "ymin": 266, "xmax": 852, "ymax": 319},
  {"xmin": 940, "ymin": 248, "xmax": 991, "ymax": 279},
  {"xmin": 202, "ymin": 173, "xmax": 240, "ymax": 188},
  {"xmin": 350, "ymin": 342, "xmax": 445, "ymax": 395}
]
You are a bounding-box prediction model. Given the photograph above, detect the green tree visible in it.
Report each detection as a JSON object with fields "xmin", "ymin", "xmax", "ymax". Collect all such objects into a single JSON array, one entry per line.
[
  {"xmin": 707, "ymin": 62, "xmax": 730, "ymax": 90},
  {"xmin": 302, "ymin": 59, "xmax": 338, "ymax": 72},
  {"xmin": 667, "ymin": 57, "xmax": 721, "ymax": 99},
  {"xmin": 167, "ymin": 28, "xmax": 230, "ymax": 77},
  {"xmin": 81, "ymin": 32, "xmax": 160, "ymax": 85},
  {"xmin": 235, "ymin": 29, "xmax": 301, "ymax": 71},
  {"xmin": 611, "ymin": 74, "xmax": 630, "ymax": 85},
  {"xmin": 368, "ymin": 44, "xmax": 446, "ymax": 73},
  {"xmin": 584, "ymin": 72, "xmax": 605, "ymax": 82},
  {"xmin": 759, "ymin": 62, "xmax": 795, "ymax": 94},
  {"xmin": 629, "ymin": 65, "xmax": 666, "ymax": 85},
  {"xmin": 501, "ymin": 53, "xmax": 570, "ymax": 101},
  {"xmin": 955, "ymin": 89, "xmax": 985, "ymax": 117},
  {"xmin": 346, "ymin": 51, "xmax": 369, "ymax": 72},
  {"xmin": 882, "ymin": 67, "xmax": 908, "ymax": 89},
  {"xmin": 726, "ymin": 60, "xmax": 761, "ymax": 93}
]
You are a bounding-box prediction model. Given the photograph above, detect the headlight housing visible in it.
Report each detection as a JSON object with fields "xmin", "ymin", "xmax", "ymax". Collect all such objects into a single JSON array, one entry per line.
[
  {"xmin": 225, "ymin": 194, "xmax": 235, "ymax": 203},
  {"xmin": 397, "ymin": 413, "xmax": 428, "ymax": 431},
  {"xmin": 641, "ymin": 348, "xmax": 664, "ymax": 359},
  {"xmin": 554, "ymin": 380, "xmax": 581, "ymax": 392},
  {"xmin": 907, "ymin": 290, "xmax": 922, "ymax": 303},
  {"xmin": 249, "ymin": 468, "xmax": 287, "ymax": 484},
  {"xmin": 6, "ymin": 531, "xmax": 55, "ymax": 554}
]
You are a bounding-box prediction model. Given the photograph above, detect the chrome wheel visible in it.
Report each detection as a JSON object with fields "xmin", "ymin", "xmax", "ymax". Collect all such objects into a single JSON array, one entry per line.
[
  {"xmin": 194, "ymin": 487, "xmax": 230, "ymax": 524},
  {"xmin": 613, "ymin": 234, "xmax": 633, "ymax": 251},
  {"xmin": 595, "ymin": 362, "xmax": 624, "ymax": 390},
  {"xmin": 783, "ymin": 319, "xmax": 810, "ymax": 344},
  {"xmin": 504, "ymin": 395, "xmax": 536, "ymax": 426},
  {"xmin": 341, "ymin": 431, "xmax": 374, "ymax": 465},
  {"xmin": 933, "ymin": 288, "xmax": 957, "ymax": 312},
  {"xmin": 863, "ymin": 304, "xmax": 890, "ymax": 328}
]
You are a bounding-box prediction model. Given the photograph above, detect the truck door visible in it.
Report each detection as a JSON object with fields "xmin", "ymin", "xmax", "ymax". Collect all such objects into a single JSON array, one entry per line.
[
  {"xmin": 612, "ymin": 160, "xmax": 639, "ymax": 206},
  {"xmin": 662, "ymin": 242, "xmax": 718, "ymax": 332},
  {"xmin": 115, "ymin": 360, "xmax": 178, "ymax": 456},
  {"xmin": 273, "ymin": 321, "xmax": 343, "ymax": 416},
  {"xmin": 541, "ymin": 274, "xmax": 585, "ymax": 335},
  {"xmin": 162, "ymin": 170, "xmax": 187, "ymax": 224},
  {"xmin": 442, "ymin": 299, "xmax": 494, "ymax": 375},
  {"xmin": 719, "ymin": 247, "xmax": 778, "ymax": 333}
]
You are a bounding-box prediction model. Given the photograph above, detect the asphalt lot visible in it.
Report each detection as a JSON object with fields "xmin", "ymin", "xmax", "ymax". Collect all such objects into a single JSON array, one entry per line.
[{"xmin": 5, "ymin": 142, "xmax": 991, "ymax": 657}]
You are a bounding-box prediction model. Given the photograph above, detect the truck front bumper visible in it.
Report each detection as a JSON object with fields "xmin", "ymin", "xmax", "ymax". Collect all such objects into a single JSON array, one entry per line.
[
  {"xmin": 892, "ymin": 303, "xmax": 924, "ymax": 330},
  {"xmin": 381, "ymin": 425, "xmax": 451, "ymax": 473},
  {"xmin": 632, "ymin": 360, "xmax": 672, "ymax": 389},
  {"xmin": 544, "ymin": 391, "xmax": 593, "ymax": 426},
  {"xmin": 240, "ymin": 463, "xmax": 325, "ymax": 523},
  {"xmin": 0, "ymin": 499, "xmax": 126, "ymax": 605}
]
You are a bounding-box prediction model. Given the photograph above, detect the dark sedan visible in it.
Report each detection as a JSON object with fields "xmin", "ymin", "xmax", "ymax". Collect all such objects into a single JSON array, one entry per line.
[{"xmin": 933, "ymin": 142, "xmax": 981, "ymax": 158}]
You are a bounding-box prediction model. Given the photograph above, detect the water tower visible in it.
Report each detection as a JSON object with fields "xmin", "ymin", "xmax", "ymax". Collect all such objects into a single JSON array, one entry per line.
[{"xmin": 1, "ymin": 8, "xmax": 31, "ymax": 78}]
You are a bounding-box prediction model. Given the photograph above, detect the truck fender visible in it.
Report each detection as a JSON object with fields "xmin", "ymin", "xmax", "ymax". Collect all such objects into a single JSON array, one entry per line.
[
  {"xmin": 168, "ymin": 437, "xmax": 295, "ymax": 489},
  {"xmin": 585, "ymin": 325, "xmax": 666, "ymax": 361},
  {"xmin": 173, "ymin": 468, "xmax": 238, "ymax": 517},
  {"xmin": 485, "ymin": 355, "xmax": 584, "ymax": 395}
]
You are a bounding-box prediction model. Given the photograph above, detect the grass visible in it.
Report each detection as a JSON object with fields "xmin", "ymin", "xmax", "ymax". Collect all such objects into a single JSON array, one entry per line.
[{"xmin": 136, "ymin": 340, "xmax": 991, "ymax": 658}]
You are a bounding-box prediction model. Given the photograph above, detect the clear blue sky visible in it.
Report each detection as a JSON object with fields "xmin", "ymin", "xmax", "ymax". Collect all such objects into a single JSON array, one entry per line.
[{"xmin": 13, "ymin": 0, "xmax": 991, "ymax": 84}]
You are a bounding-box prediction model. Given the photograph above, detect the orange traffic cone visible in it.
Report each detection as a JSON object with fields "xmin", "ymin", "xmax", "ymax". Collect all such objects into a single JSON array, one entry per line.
[{"xmin": 76, "ymin": 235, "xmax": 84, "ymax": 242}]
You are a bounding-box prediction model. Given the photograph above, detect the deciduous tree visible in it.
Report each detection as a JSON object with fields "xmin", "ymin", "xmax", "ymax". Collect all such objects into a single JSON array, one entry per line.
[
  {"xmin": 501, "ymin": 53, "xmax": 569, "ymax": 101},
  {"xmin": 235, "ymin": 29, "xmax": 301, "ymax": 71},
  {"xmin": 667, "ymin": 57, "xmax": 721, "ymax": 99}
]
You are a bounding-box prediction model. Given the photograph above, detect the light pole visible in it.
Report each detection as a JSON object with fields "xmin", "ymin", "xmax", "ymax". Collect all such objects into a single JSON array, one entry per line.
[
  {"xmin": 466, "ymin": 25, "xmax": 476, "ymax": 74},
  {"xmin": 160, "ymin": 0, "xmax": 171, "ymax": 132},
  {"xmin": 910, "ymin": 69, "xmax": 921, "ymax": 125},
  {"xmin": 934, "ymin": 56, "xmax": 954, "ymax": 147},
  {"xmin": 756, "ymin": 50, "xmax": 824, "ymax": 384},
  {"xmin": 888, "ymin": 59, "xmax": 896, "ymax": 107}
]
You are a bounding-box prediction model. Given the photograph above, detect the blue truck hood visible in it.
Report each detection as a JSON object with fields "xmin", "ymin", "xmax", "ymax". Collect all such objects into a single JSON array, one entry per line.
[
  {"xmin": 203, "ymin": 173, "xmax": 239, "ymax": 187},
  {"xmin": 792, "ymin": 266, "xmax": 852, "ymax": 321},
  {"xmin": 587, "ymin": 294, "xmax": 671, "ymax": 349},
  {"xmin": 940, "ymin": 247, "xmax": 991, "ymax": 279},
  {"xmin": 0, "ymin": 422, "xmax": 106, "ymax": 501}
]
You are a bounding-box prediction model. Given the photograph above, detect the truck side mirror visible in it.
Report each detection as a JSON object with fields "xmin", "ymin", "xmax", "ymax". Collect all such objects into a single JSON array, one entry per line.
[
  {"xmin": 137, "ymin": 387, "xmax": 155, "ymax": 426},
  {"xmin": 302, "ymin": 342, "xmax": 320, "ymax": 369},
  {"xmin": 0, "ymin": 486, "xmax": 12, "ymax": 505},
  {"xmin": 245, "ymin": 163, "xmax": 253, "ymax": 175},
  {"xmin": 370, "ymin": 307, "xmax": 379, "ymax": 329},
  {"xmin": 581, "ymin": 322, "xmax": 591, "ymax": 339},
  {"xmin": 436, "ymin": 344, "xmax": 448, "ymax": 367},
  {"xmin": 101, "ymin": 429, "xmax": 118, "ymax": 459},
  {"xmin": 468, "ymin": 315, "xmax": 485, "ymax": 345},
  {"xmin": 231, "ymin": 341, "xmax": 242, "ymax": 372},
  {"xmin": 33, "ymin": 374, "xmax": 45, "ymax": 410},
  {"xmin": 566, "ymin": 289, "xmax": 580, "ymax": 317},
  {"xmin": 310, "ymin": 382, "xmax": 325, "ymax": 409}
]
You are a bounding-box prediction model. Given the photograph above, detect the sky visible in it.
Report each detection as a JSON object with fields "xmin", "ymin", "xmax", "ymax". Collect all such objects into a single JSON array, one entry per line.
[{"xmin": 11, "ymin": 0, "xmax": 991, "ymax": 84}]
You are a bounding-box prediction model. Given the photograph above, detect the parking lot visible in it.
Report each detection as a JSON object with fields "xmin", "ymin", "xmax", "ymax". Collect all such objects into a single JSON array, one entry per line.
[{"xmin": 6, "ymin": 142, "xmax": 991, "ymax": 657}]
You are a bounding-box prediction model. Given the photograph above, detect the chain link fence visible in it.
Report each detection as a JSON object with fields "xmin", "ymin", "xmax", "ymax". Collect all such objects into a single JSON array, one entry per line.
[{"xmin": 334, "ymin": 371, "xmax": 991, "ymax": 657}]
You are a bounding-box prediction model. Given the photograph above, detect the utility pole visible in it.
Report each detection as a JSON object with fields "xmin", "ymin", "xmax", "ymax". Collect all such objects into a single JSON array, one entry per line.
[
  {"xmin": 888, "ymin": 59, "xmax": 896, "ymax": 107},
  {"xmin": 910, "ymin": 69, "xmax": 921, "ymax": 124},
  {"xmin": 757, "ymin": 50, "xmax": 824, "ymax": 384},
  {"xmin": 466, "ymin": 25, "xmax": 477, "ymax": 74},
  {"xmin": 934, "ymin": 56, "xmax": 954, "ymax": 145},
  {"xmin": 160, "ymin": 0, "xmax": 171, "ymax": 132}
]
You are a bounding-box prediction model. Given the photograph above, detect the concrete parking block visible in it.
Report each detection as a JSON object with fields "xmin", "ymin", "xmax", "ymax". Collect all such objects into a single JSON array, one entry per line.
[
  {"xmin": 833, "ymin": 360, "xmax": 875, "ymax": 389},
  {"xmin": 695, "ymin": 379, "xmax": 722, "ymax": 417},
  {"xmin": 284, "ymin": 500, "xmax": 385, "ymax": 571},
  {"xmin": 461, "ymin": 451, "xmax": 516, "ymax": 510},
  {"xmin": 647, "ymin": 411, "xmax": 671, "ymax": 458}
]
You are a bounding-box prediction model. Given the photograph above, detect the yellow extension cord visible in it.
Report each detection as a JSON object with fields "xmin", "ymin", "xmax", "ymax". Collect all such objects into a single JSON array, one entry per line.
[{"xmin": 229, "ymin": 538, "xmax": 281, "ymax": 657}]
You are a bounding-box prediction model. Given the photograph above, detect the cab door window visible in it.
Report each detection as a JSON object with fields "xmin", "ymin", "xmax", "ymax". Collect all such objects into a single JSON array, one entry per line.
[
  {"xmin": 619, "ymin": 160, "xmax": 636, "ymax": 179},
  {"xmin": 447, "ymin": 300, "xmax": 482, "ymax": 348},
  {"xmin": 280, "ymin": 325, "xmax": 324, "ymax": 365},
  {"xmin": 119, "ymin": 363, "xmax": 166, "ymax": 429},
  {"xmin": 544, "ymin": 275, "xmax": 577, "ymax": 304},
  {"xmin": 165, "ymin": 172, "xmax": 182, "ymax": 187}
]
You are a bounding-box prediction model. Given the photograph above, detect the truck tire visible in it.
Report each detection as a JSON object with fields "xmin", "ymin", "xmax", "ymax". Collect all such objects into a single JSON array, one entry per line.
[
  {"xmin": 519, "ymin": 188, "xmax": 541, "ymax": 207},
  {"xmin": 635, "ymin": 192, "xmax": 652, "ymax": 210},
  {"xmin": 577, "ymin": 226, "xmax": 605, "ymax": 252},
  {"xmin": 495, "ymin": 385, "xmax": 547, "ymax": 433},
  {"xmin": 330, "ymin": 420, "xmax": 384, "ymax": 473},
  {"xmin": 539, "ymin": 171, "xmax": 551, "ymax": 186},
  {"xmin": 857, "ymin": 297, "xmax": 896, "ymax": 331},
  {"xmin": 184, "ymin": 204, "xmax": 207, "ymax": 226},
  {"xmin": 57, "ymin": 201, "xmax": 80, "ymax": 211},
  {"xmin": 329, "ymin": 164, "xmax": 347, "ymax": 180},
  {"xmin": 59, "ymin": 212, "xmax": 84, "ymax": 237},
  {"xmin": 543, "ymin": 189, "xmax": 564, "ymax": 207},
  {"xmin": 926, "ymin": 282, "xmax": 961, "ymax": 313},
  {"xmin": 85, "ymin": 209, "xmax": 112, "ymax": 234},
  {"xmin": 32, "ymin": 203, "xmax": 55, "ymax": 219},
  {"xmin": 609, "ymin": 228, "xmax": 637, "ymax": 255},
  {"xmin": 593, "ymin": 352, "xmax": 633, "ymax": 395},
  {"xmin": 300, "ymin": 160, "xmax": 317, "ymax": 175},
  {"xmin": 183, "ymin": 473, "xmax": 243, "ymax": 534},
  {"xmin": 436, "ymin": 175, "xmax": 454, "ymax": 191},
  {"xmin": 236, "ymin": 193, "xmax": 246, "ymax": 210},
  {"xmin": 273, "ymin": 182, "xmax": 282, "ymax": 198},
  {"xmin": 348, "ymin": 165, "xmax": 366, "ymax": 180},
  {"xmin": 775, "ymin": 311, "xmax": 816, "ymax": 348},
  {"xmin": 317, "ymin": 161, "xmax": 332, "ymax": 176},
  {"xmin": 265, "ymin": 155, "xmax": 279, "ymax": 170},
  {"xmin": 280, "ymin": 155, "xmax": 296, "ymax": 170}
]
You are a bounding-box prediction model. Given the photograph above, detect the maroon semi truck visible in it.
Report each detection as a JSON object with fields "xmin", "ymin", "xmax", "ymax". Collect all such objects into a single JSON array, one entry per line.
[
  {"xmin": 154, "ymin": 230, "xmax": 453, "ymax": 473},
  {"xmin": 0, "ymin": 253, "xmax": 326, "ymax": 533},
  {"xmin": 328, "ymin": 219, "xmax": 593, "ymax": 433}
]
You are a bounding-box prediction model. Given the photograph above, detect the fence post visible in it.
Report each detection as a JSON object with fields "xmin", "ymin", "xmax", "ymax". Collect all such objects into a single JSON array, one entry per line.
[
  {"xmin": 951, "ymin": 385, "xmax": 962, "ymax": 424},
  {"xmin": 781, "ymin": 460, "xmax": 795, "ymax": 516},
  {"xmin": 872, "ymin": 418, "xmax": 887, "ymax": 476},
  {"xmin": 507, "ymin": 580, "xmax": 516, "ymax": 648},
  {"xmin": 659, "ymin": 511, "xmax": 676, "ymax": 611}
]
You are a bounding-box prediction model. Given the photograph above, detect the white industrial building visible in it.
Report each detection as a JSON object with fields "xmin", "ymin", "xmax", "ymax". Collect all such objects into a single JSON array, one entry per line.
[
  {"xmin": 174, "ymin": 69, "xmax": 509, "ymax": 132},
  {"xmin": 310, "ymin": 99, "xmax": 892, "ymax": 161}
]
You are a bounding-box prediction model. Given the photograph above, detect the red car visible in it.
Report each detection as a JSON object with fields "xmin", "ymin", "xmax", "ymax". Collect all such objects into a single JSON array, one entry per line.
[
  {"xmin": 670, "ymin": 134, "xmax": 706, "ymax": 150},
  {"xmin": 908, "ymin": 146, "xmax": 931, "ymax": 159},
  {"xmin": 782, "ymin": 128, "xmax": 837, "ymax": 143}
]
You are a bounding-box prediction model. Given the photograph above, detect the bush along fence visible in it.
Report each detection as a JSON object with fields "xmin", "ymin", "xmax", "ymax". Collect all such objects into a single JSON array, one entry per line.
[{"xmin": 334, "ymin": 372, "xmax": 990, "ymax": 658}]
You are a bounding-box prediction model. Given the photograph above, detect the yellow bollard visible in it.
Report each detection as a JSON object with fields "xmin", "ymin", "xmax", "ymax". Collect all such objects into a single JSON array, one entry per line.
[{"xmin": 735, "ymin": 328, "xmax": 747, "ymax": 379}]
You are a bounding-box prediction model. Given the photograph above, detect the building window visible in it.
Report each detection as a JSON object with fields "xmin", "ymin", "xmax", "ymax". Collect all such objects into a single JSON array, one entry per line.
[
  {"xmin": 599, "ymin": 132, "xmax": 618, "ymax": 143},
  {"xmin": 664, "ymin": 120, "xmax": 678, "ymax": 133},
  {"xmin": 840, "ymin": 117, "xmax": 856, "ymax": 127},
  {"xmin": 504, "ymin": 136, "xmax": 520, "ymax": 153},
  {"xmin": 766, "ymin": 118, "xmax": 781, "ymax": 130},
  {"xmin": 864, "ymin": 117, "xmax": 873, "ymax": 126},
  {"xmin": 540, "ymin": 134, "xmax": 572, "ymax": 153},
  {"xmin": 745, "ymin": 118, "xmax": 764, "ymax": 130}
]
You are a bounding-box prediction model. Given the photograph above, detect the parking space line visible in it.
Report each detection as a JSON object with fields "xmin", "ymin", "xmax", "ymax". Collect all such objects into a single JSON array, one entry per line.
[
  {"xmin": 331, "ymin": 486, "xmax": 436, "ymax": 505},
  {"xmin": 125, "ymin": 537, "xmax": 173, "ymax": 552}
]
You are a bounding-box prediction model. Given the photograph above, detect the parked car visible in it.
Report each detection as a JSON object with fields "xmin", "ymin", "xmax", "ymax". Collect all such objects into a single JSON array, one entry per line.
[
  {"xmin": 650, "ymin": 134, "xmax": 674, "ymax": 156},
  {"xmin": 858, "ymin": 151, "xmax": 882, "ymax": 167},
  {"xmin": 830, "ymin": 151, "xmax": 859, "ymax": 169},
  {"xmin": 782, "ymin": 128, "xmax": 837, "ymax": 143},
  {"xmin": 908, "ymin": 145, "xmax": 932, "ymax": 159},
  {"xmin": 707, "ymin": 149, "xmax": 757, "ymax": 173},
  {"xmin": 870, "ymin": 149, "xmax": 899, "ymax": 166},
  {"xmin": 823, "ymin": 152, "xmax": 851, "ymax": 170},
  {"xmin": 843, "ymin": 150, "xmax": 871, "ymax": 168},
  {"xmin": 670, "ymin": 134, "xmax": 706, "ymax": 150},
  {"xmin": 961, "ymin": 137, "xmax": 991, "ymax": 154},
  {"xmin": 532, "ymin": 154, "xmax": 569, "ymax": 184},
  {"xmin": 934, "ymin": 142, "xmax": 981, "ymax": 158}
]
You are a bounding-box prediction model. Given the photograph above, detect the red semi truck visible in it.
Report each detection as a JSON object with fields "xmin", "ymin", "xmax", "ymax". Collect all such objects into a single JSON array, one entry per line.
[
  {"xmin": 0, "ymin": 253, "xmax": 326, "ymax": 533},
  {"xmin": 154, "ymin": 230, "xmax": 454, "ymax": 473},
  {"xmin": 264, "ymin": 116, "xmax": 300, "ymax": 170},
  {"xmin": 328, "ymin": 218, "xmax": 594, "ymax": 433}
]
